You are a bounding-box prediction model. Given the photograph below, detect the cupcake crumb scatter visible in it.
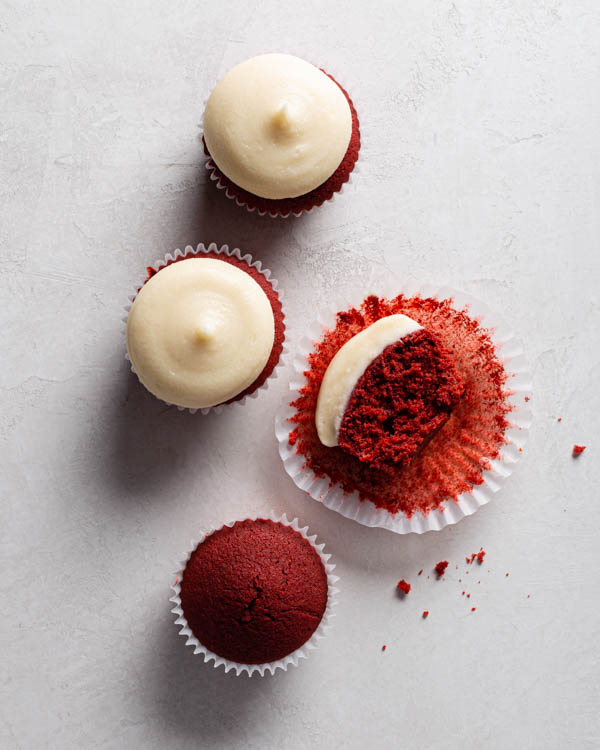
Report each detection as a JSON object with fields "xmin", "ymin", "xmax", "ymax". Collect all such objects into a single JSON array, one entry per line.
[
  {"xmin": 434, "ymin": 561, "xmax": 449, "ymax": 578},
  {"xmin": 396, "ymin": 579, "xmax": 411, "ymax": 595},
  {"xmin": 466, "ymin": 548, "xmax": 486, "ymax": 564},
  {"xmin": 573, "ymin": 444, "xmax": 586, "ymax": 456}
]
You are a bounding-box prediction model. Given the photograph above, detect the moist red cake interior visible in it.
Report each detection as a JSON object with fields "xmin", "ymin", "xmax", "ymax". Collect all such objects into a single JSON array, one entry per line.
[
  {"xmin": 180, "ymin": 519, "xmax": 328, "ymax": 665},
  {"xmin": 204, "ymin": 70, "xmax": 360, "ymax": 217},
  {"xmin": 143, "ymin": 251, "xmax": 285, "ymax": 406},
  {"xmin": 338, "ymin": 329, "xmax": 465, "ymax": 470},
  {"xmin": 288, "ymin": 295, "xmax": 513, "ymax": 517}
]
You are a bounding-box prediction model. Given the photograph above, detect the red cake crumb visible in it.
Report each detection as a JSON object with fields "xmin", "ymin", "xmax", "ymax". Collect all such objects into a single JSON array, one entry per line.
[
  {"xmin": 204, "ymin": 72, "xmax": 360, "ymax": 218},
  {"xmin": 143, "ymin": 251, "xmax": 285, "ymax": 405},
  {"xmin": 471, "ymin": 607, "xmax": 476, "ymax": 612},
  {"xmin": 422, "ymin": 611, "xmax": 429, "ymax": 618},
  {"xmin": 418, "ymin": 569, "xmax": 423, "ymax": 575},
  {"xmin": 467, "ymin": 594, "xmax": 470, "ymax": 598},
  {"xmin": 505, "ymin": 573, "xmax": 509, "ymax": 577},
  {"xmin": 382, "ymin": 644, "xmax": 387, "ymax": 651},
  {"xmin": 557, "ymin": 417, "xmax": 562, "ymax": 422},
  {"xmin": 573, "ymin": 444, "xmax": 586, "ymax": 456},
  {"xmin": 524, "ymin": 396, "xmax": 530, "ymax": 402},
  {"xmin": 288, "ymin": 295, "xmax": 512, "ymax": 517},
  {"xmin": 434, "ymin": 561, "xmax": 449, "ymax": 578},
  {"xmin": 466, "ymin": 548, "xmax": 486, "ymax": 564},
  {"xmin": 396, "ymin": 579, "xmax": 411, "ymax": 595},
  {"xmin": 180, "ymin": 520, "xmax": 327, "ymax": 664},
  {"xmin": 338, "ymin": 330, "xmax": 464, "ymax": 470}
]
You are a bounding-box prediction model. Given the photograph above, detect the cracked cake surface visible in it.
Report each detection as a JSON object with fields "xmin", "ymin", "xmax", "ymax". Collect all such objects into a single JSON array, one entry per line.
[{"xmin": 180, "ymin": 519, "xmax": 328, "ymax": 664}]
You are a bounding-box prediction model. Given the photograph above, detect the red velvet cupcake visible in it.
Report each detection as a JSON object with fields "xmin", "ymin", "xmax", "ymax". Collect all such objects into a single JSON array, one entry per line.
[
  {"xmin": 277, "ymin": 290, "xmax": 532, "ymax": 534},
  {"xmin": 125, "ymin": 243, "xmax": 285, "ymax": 414},
  {"xmin": 171, "ymin": 515, "xmax": 338, "ymax": 676},
  {"xmin": 203, "ymin": 54, "xmax": 360, "ymax": 218},
  {"xmin": 336, "ymin": 328, "xmax": 465, "ymax": 471}
]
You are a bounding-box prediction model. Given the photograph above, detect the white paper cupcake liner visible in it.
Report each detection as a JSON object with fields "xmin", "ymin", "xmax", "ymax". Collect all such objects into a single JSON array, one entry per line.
[
  {"xmin": 169, "ymin": 512, "xmax": 339, "ymax": 677},
  {"xmin": 201, "ymin": 54, "xmax": 365, "ymax": 219},
  {"xmin": 123, "ymin": 242, "xmax": 287, "ymax": 415},
  {"xmin": 275, "ymin": 283, "xmax": 533, "ymax": 535}
]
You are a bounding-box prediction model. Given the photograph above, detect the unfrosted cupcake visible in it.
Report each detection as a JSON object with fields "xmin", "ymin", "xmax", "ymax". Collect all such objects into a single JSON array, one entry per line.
[
  {"xmin": 203, "ymin": 53, "xmax": 360, "ymax": 217},
  {"xmin": 125, "ymin": 244, "xmax": 285, "ymax": 412},
  {"xmin": 171, "ymin": 515, "xmax": 338, "ymax": 675}
]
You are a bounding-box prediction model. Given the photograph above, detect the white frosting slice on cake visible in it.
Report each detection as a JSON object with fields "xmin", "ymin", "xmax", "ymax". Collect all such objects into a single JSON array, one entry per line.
[{"xmin": 315, "ymin": 314, "xmax": 422, "ymax": 447}]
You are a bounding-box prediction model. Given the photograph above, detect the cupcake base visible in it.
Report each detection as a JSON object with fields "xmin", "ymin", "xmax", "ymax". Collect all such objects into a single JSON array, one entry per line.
[{"xmin": 204, "ymin": 71, "xmax": 360, "ymax": 218}]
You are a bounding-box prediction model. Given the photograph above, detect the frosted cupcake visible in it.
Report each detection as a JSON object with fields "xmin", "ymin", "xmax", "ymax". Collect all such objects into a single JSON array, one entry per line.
[
  {"xmin": 203, "ymin": 53, "xmax": 360, "ymax": 217},
  {"xmin": 125, "ymin": 245, "xmax": 285, "ymax": 412}
]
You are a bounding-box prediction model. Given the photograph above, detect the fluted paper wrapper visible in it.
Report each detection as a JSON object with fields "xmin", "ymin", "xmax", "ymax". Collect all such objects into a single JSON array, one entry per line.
[
  {"xmin": 275, "ymin": 283, "xmax": 532, "ymax": 534},
  {"xmin": 170, "ymin": 512, "xmax": 339, "ymax": 677},
  {"xmin": 123, "ymin": 242, "xmax": 287, "ymax": 415}
]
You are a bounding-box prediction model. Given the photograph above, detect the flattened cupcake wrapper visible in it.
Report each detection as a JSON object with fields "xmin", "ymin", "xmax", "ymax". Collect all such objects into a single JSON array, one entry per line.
[
  {"xmin": 201, "ymin": 56, "xmax": 364, "ymax": 218},
  {"xmin": 275, "ymin": 282, "xmax": 533, "ymax": 535},
  {"xmin": 122, "ymin": 242, "xmax": 287, "ymax": 415},
  {"xmin": 169, "ymin": 512, "xmax": 339, "ymax": 677}
]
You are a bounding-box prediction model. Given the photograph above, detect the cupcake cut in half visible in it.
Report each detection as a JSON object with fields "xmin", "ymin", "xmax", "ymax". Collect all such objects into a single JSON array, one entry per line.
[
  {"xmin": 287, "ymin": 294, "xmax": 515, "ymax": 519},
  {"xmin": 315, "ymin": 314, "xmax": 465, "ymax": 470},
  {"xmin": 203, "ymin": 53, "xmax": 360, "ymax": 217},
  {"xmin": 179, "ymin": 519, "xmax": 329, "ymax": 665},
  {"xmin": 126, "ymin": 249, "xmax": 285, "ymax": 410}
]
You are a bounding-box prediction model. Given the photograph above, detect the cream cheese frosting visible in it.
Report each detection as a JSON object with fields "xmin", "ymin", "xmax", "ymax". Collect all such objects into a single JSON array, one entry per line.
[
  {"xmin": 315, "ymin": 314, "xmax": 422, "ymax": 447},
  {"xmin": 203, "ymin": 53, "xmax": 352, "ymax": 200},
  {"xmin": 126, "ymin": 258, "xmax": 275, "ymax": 409}
]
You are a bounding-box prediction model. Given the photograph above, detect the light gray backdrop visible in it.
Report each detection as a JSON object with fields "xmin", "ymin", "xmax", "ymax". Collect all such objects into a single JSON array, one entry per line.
[{"xmin": 1, "ymin": 1, "xmax": 599, "ymax": 748}]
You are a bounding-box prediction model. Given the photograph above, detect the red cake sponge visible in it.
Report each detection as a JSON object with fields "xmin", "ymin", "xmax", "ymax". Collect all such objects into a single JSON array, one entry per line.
[{"xmin": 338, "ymin": 329, "xmax": 465, "ymax": 470}]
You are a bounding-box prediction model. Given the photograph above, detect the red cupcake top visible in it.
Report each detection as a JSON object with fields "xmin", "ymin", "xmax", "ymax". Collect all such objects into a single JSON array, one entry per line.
[{"xmin": 180, "ymin": 519, "xmax": 328, "ymax": 665}]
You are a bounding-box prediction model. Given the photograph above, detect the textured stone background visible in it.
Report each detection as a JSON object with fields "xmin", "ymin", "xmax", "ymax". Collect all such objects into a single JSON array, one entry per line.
[{"xmin": 1, "ymin": 1, "xmax": 599, "ymax": 748}]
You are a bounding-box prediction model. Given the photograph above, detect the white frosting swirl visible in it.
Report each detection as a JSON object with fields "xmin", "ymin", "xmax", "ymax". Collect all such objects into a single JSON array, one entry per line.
[
  {"xmin": 126, "ymin": 258, "xmax": 275, "ymax": 409},
  {"xmin": 315, "ymin": 315, "xmax": 422, "ymax": 447},
  {"xmin": 203, "ymin": 53, "xmax": 352, "ymax": 200}
]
